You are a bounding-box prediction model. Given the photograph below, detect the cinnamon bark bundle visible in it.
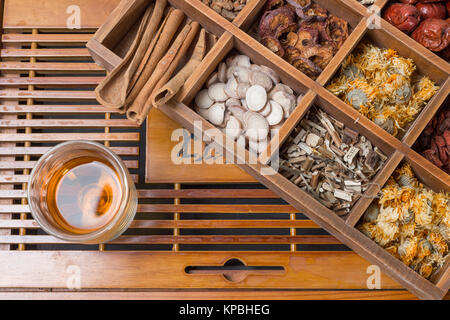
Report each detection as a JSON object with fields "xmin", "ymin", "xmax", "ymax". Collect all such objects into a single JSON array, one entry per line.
[
  {"xmin": 126, "ymin": 20, "xmax": 200, "ymax": 124},
  {"xmin": 94, "ymin": 1, "xmax": 206, "ymax": 125},
  {"xmin": 95, "ymin": 0, "xmax": 166, "ymax": 109},
  {"xmin": 152, "ymin": 29, "xmax": 207, "ymax": 108},
  {"xmin": 126, "ymin": 8, "xmax": 186, "ymax": 111}
]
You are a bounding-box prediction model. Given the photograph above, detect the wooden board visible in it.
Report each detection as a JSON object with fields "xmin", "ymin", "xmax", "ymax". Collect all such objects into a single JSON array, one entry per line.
[{"xmin": 147, "ymin": 108, "xmax": 255, "ymax": 183}]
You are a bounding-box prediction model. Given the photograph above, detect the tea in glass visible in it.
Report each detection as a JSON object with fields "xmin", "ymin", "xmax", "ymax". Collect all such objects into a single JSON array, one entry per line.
[{"xmin": 28, "ymin": 141, "xmax": 137, "ymax": 243}]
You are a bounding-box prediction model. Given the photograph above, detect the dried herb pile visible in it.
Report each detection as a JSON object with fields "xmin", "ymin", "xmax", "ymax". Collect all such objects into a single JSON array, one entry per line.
[
  {"xmin": 257, "ymin": 0, "xmax": 349, "ymax": 80},
  {"xmin": 327, "ymin": 43, "xmax": 439, "ymax": 137},
  {"xmin": 279, "ymin": 107, "xmax": 387, "ymax": 216},
  {"xmin": 358, "ymin": 163, "xmax": 449, "ymax": 279},
  {"xmin": 194, "ymin": 54, "xmax": 302, "ymax": 155},
  {"xmin": 201, "ymin": 0, "xmax": 247, "ymax": 21}
]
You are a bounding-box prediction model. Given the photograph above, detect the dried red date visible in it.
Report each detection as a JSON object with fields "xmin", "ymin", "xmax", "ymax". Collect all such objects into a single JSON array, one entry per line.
[
  {"xmin": 415, "ymin": 108, "xmax": 450, "ymax": 174},
  {"xmin": 417, "ymin": 0, "xmax": 443, "ymax": 3},
  {"xmin": 412, "ymin": 18, "xmax": 450, "ymax": 51},
  {"xmin": 416, "ymin": 2, "xmax": 447, "ymax": 20},
  {"xmin": 439, "ymin": 41, "xmax": 450, "ymax": 61},
  {"xmin": 383, "ymin": 3, "xmax": 421, "ymax": 34}
]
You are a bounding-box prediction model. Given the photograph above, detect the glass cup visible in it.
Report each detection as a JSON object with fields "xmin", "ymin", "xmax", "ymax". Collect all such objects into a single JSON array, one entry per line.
[{"xmin": 28, "ymin": 141, "xmax": 137, "ymax": 243}]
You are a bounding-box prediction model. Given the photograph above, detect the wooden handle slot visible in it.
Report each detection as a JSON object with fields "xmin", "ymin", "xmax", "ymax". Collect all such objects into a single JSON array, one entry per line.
[{"xmin": 185, "ymin": 258, "xmax": 285, "ymax": 282}]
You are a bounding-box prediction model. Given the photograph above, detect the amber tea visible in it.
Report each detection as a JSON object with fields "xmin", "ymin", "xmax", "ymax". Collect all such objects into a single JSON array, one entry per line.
[
  {"xmin": 28, "ymin": 141, "xmax": 137, "ymax": 243},
  {"xmin": 45, "ymin": 156, "xmax": 123, "ymax": 234}
]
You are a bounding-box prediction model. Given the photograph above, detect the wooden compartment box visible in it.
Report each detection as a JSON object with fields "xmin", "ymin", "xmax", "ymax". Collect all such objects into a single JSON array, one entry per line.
[{"xmin": 87, "ymin": 0, "xmax": 450, "ymax": 299}]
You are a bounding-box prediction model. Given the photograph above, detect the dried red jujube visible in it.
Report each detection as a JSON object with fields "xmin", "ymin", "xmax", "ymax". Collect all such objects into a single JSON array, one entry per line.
[
  {"xmin": 440, "ymin": 42, "xmax": 450, "ymax": 60},
  {"xmin": 383, "ymin": 3, "xmax": 421, "ymax": 34},
  {"xmin": 399, "ymin": 0, "xmax": 417, "ymax": 4},
  {"xmin": 416, "ymin": 2, "xmax": 447, "ymax": 20},
  {"xmin": 412, "ymin": 18, "xmax": 450, "ymax": 51},
  {"xmin": 416, "ymin": 0, "xmax": 442, "ymax": 3}
]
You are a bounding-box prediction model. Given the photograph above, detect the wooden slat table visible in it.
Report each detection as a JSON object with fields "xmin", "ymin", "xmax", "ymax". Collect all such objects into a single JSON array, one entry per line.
[{"xmin": 0, "ymin": 0, "xmax": 447, "ymax": 300}]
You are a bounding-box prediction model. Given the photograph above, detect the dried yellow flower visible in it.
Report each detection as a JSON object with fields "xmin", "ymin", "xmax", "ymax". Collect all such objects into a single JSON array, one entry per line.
[
  {"xmin": 327, "ymin": 43, "xmax": 439, "ymax": 137},
  {"xmin": 357, "ymin": 163, "xmax": 449, "ymax": 279}
]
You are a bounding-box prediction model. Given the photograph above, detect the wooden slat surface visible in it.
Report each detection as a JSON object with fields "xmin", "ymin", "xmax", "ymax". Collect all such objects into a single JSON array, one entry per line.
[
  {"xmin": 0, "ymin": 132, "xmax": 140, "ymax": 142},
  {"xmin": 0, "ymin": 189, "xmax": 279, "ymax": 199},
  {"xmin": 0, "ymin": 204, "xmax": 297, "ymax": 214},
  {"xmin": 0, "ymin": 119, "xmax": 138, "ymax": 128},
  {"xmin": 1, "ymin": 48, "xmax": 91, "ymax": 58},
  {"xmin": 0, "ymin": 104, "xmax": 118, "ymax": 113},
  {"xmin": 0, "ymin": 146, "xmax": 139, "ymax": 155},
  {"xmin": 0, "ymin": 219, "xmax": 318, "ymax": 229},
  {"xmin": 0, "ymin": 159, "xmax": 138, "ymax": 169},
  {"xmin": 0, "ymin": 235, "xmax": 340, "ymax": 245},
  {"xmin": 0, "ymin": 62, "xmax": 103, "ymax": 72},
  {"xmin": 0, "ymin": 77, "xmax": 103, "ymax": 86},
  {"xmin": 1, "ymin": 33, "xmax": 93, "ymax": 43}
]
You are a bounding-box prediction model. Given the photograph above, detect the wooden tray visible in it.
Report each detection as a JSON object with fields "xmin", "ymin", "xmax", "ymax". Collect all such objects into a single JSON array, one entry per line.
[
  {"xmin": 88, "ymin": 0, "xmax": 450, "ymax": 299},
  {"xmin": 1, "ymin": 0, "xmax": 433, "ymax": 301}
]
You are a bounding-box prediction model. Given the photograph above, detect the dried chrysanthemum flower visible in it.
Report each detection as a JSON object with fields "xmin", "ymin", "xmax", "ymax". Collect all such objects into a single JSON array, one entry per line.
[
  {"xmin": 363, "ymin": 203, "xmax": 380, "ymax": 223},
  {"xmin": 377, "ymin": 206, "xmax": 400, "ymax": 223},
  {"xmin": 416, "ymin": 239, "xmax": 433, "ymax": 262},
  {"xmin": 400, "ymin": 221, "xmax": 416, "ymax": 238},
  {"xmin": 413, "ymin": 190, "xmax": 435, "ymax": 227},
  {"xmin": 385, "ymin": 245, "xmax": 399, "ymax": 258},
  {"xmin": 379, "ymin": 178, "xmax": 400, "ymax": 207},
  {"xmin": 327, "ymin": 43, "xmax": 439, "ymax": 137},
  {"xmin": 399, "ymin": 207, "xmax": 415, "ymax": 224},
  {"xmin": 438, "ymin": 223, "xmax": 449, "ymax": 242},
  {"xmin": 418, "ymin": 260, "xmax": 434, "ymax": 279},
  {"xmin": 375, "ymin": 221, "xmax": 399, "ymax": 246},
  {"xmin": 398, "ymin": 236, "xmax": 418, "ymax": 265},
  {"xmin": 357, "ymin": 163, "xmax": 450, "ymax": 278},
  {"xmin": 395, "ymin": 162, "xmax": 416, "ymax": 185},
  {"xmin": 358, "ymin": 222, "xmax": 377, "ymax": 239},
  {"xmin": 432, "ymin": 192, "xmax": 449, "ymax": 222},
  {"xmin": 427, "ymin": 231, "xmax": 448, "ymax": 256},
  {"xmin": 399, "ymin": 187, "xmax": 416, "ymax": 204}
]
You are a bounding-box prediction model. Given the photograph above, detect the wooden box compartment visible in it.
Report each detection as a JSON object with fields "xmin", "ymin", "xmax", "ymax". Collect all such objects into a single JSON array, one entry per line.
[
  {"xmin": 323, "ymin": 25, "xmax": 450, "ymax": 143},
  {"xmin": 179, "ymin": 40, "xmax": 314, "ymax": 161},
  {"xmin": 275, "ymin": 94, "xmax": 401, "ymax": 223},
  {"xmin": 243, "ymin": 0, "xmax": 364, "ymax": 84},
  {"xmin": 87, "ymin": 0, "xmax": 449, "ymax": 299},
  {"xmin": 352, "ymin": 154, "xmax": 450, "ymax": 287}
]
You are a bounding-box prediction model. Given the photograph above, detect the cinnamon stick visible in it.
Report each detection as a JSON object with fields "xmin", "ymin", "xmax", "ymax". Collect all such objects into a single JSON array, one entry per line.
[
  {"xmin": 124, "ymin": 0, "xmax": 167, "ymax": 93},
  {"xmin": 127, "ymin": 5, "xmax": 173, "ymax": 95},
  {"xmin": 151, "ymin": 29, "xmax": 207, "ymax": 108},
  {"xmin": 126, "ymin": 20, "xmax": 192, "ymax": 123},
  {"xmin": 94, "ymin": 1, "xmax": 164, "ymax": 110},
  {"xmin": 125, "ymin": 9, "xmax": 185, "ymax": 110},
  {"xmin": 151, "ymin": 21, "xmax": 200, "ymax": 100}
]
